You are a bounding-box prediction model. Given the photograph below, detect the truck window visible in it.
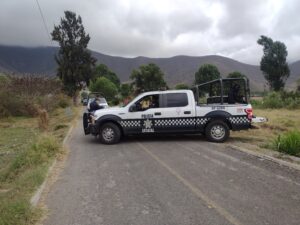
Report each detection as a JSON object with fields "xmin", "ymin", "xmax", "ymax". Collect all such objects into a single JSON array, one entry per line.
[
  {"xmin": 134, "ymin": 94, "xmax": 160, "ymax": 111},
  {"xmin": 164, "ymin": 93, "xmax": 188, "ymax": 107}
]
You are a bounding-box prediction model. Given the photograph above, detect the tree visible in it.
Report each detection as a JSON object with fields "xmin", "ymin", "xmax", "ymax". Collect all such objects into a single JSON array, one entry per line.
[
  {"xmin": 120, "ymin": 83, "xmax": 132, "ymax": 98},
  {"xmin": 89, "ymin": 77, "xmax": 118, "ymax": 102},
  {"xmin": 93, "ymin": 64, "xmax": 120, "ymax": 88},
  {"xmin": 195, "ymin": 64, "xmax": 221, "ymax": 84},
  {"xmin": 130, "ymin": 63, "xmax": 167, "ymax": 93},
  {"xmin": 257, "ymin": 35, "xmax": 290, "ymax": 91},
  {"xmin": 51, "ymin": 11, "xmax": 96, "ymax": 101},
  {"xmin": 174, "ymin": 83, "xmax": 189, "ymax": 90},
  {"xmin": 227, "ymin": 71, "xmax": 247, "ymax": 79}
]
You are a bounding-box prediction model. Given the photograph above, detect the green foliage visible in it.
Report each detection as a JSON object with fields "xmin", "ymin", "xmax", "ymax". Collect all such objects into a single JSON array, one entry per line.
[
  {"xmin": 195, "ymin": 64, "xmax": 221, "ymax": 85},
  {"xmin": 174, "ymin": 83, "xmax": 189, "ymax": 90},
  {"xmin": 81, "ymin": 91, "xmax": 88, "ymax": 99},
  {"xmin": 130, "ymin": 63, "xmax": 167, "ymax": 93},
  {"xmin": 51, "ymin": 11, "xmax": 96, "ymax": 97},
  {"xmin": 257, "ymin": 35, "xmax": 290, "ymax": 91},
  {"xmin": 89, "ymin": 77, "xmax": 118, "ymax": 102},
  {"xmin": 120, "ymin": 83, "xmax": 132, "ymax": 98},
  {"xmin": 251, "ymin": 91, "xmax": 300, "ymax": 109},
  {"xmin": 273, "ymin": 130, "xmax": 300, "ymax": 156},
  {"xmin": 227, "ymin": 71, "xmax": 247, "ymax": 79},
  {"xmin": 93, "ymin": 64, "xmax": 120, "ymax": 88}
]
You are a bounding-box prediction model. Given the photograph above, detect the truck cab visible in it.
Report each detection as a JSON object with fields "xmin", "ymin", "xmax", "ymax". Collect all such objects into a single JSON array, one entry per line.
[{"xmin": 83, "ymin": 78, "xmax": 256, "ymax": 144}]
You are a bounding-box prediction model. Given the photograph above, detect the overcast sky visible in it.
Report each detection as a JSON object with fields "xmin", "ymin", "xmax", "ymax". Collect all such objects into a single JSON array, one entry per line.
[{"xmin": 0, "ymin": 0, "xmax": 299, "ymax": 64}]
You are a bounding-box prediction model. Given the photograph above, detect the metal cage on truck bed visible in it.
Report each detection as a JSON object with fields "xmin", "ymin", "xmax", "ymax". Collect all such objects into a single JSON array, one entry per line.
[{"xmin": 192, "ymin": 78, "xmax": 250, "ymax": 105}]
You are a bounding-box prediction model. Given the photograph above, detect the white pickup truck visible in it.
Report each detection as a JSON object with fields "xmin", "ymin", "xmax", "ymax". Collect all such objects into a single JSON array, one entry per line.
[{"xmin": 83, "ymin": 78, "xmax": 263, "ymax": 144}]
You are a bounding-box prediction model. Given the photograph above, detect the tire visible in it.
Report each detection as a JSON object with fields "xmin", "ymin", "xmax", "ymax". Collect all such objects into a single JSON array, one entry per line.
[
  {"xmin": 99, "ymin": 122, "xmax": 121, "ymax": 144},
  {"xmin": 205, "ymin": 120, "xmax": 230, "ymax": 143}
]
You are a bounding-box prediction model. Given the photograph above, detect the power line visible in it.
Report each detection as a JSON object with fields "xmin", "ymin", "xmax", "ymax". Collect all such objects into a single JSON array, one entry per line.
[{"xmin": 35, "ymin": 0, "xmax": 52, "ymax": 45}]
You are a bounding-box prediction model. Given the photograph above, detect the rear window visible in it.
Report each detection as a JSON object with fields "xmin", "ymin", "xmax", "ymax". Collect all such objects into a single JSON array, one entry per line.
[{"xmin": 164, "ymin": 93, "xmax": 188, "ymax": 107}]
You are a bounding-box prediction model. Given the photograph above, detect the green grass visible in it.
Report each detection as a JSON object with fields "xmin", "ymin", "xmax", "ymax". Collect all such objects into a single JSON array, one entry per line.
[
  {"xmin": 273, "ymin": 130, "xmax": 300, "ymax": 156},
  {"xmin": 231, "ymin": 109, "xmax": 300, "ymax": 157},
  {"xmin": 0, "ymin": 107, "xmax": 78, "ymax": 225}
]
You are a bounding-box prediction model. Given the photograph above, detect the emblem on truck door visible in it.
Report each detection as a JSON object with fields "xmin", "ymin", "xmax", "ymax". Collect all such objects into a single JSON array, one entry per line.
[{"xmin": 142, "ymin": 119, "xmax": 154, "ymax": 133}]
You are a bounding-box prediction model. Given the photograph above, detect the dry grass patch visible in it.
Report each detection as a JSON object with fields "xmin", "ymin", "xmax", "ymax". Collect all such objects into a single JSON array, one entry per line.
[{"xmin": 230, "ymin": 109, "xmax": 300, "ymax": 156}]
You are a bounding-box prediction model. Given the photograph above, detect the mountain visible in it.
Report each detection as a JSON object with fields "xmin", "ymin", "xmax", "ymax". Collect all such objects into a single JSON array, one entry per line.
[{"xmin": 0, "ymin": 45, "xmax": 299, "ymax": 91}]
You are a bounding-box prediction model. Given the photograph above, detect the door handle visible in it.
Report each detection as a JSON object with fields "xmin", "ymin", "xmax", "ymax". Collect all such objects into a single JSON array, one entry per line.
[
  {"xmin": 184, "ymin": 111, "xmax": 191, "ymax": 114},
  {"xmin": 154, "ymin": 112, "xmax": 161, "ymax": 116}
]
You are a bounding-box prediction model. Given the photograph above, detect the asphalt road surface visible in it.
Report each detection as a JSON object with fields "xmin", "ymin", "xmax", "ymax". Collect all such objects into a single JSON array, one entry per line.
[{"xmin": 44, "ymin": 120, "xmax": 300, "ymax": 225}]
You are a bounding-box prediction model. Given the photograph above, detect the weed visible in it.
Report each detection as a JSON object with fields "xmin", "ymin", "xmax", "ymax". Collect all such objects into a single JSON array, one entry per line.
[
  {"xmin": 273, "ymin": 130, "xmax": 300, "ymax": 156},
  {"xmin": 2, "ymin": 135, "xmax": 59, "ymax": 182},
  {"xmin": 54, "ymin": 124, "xmax": 68, "ymax": 131}
]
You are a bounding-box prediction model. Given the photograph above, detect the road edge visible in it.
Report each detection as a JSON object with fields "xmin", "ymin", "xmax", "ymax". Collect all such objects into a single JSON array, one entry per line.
[
  {"xmin": 30, "ymin": 119, "xmax": 76, "ymax": 207},
  {"xmin": 228, "ymin": 144, "xmax": 300, "ymax": 171}
]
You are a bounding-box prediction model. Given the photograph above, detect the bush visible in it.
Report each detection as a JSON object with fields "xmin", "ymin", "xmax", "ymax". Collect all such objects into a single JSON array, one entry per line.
[
  {"xmin": 262, "ymin": 92, "xmax": 284, "ymax": 108},
  {"xmin": 273, "ymin": 130, "xmax": 300, "ymax": 156},
  {"xmin": 0, "ymin": 74, "xmax": 67, "ymax": 117},
  {"xmin": 174, "ymin": 83, "xmax": 190, "ymax": 90},
  {"xmin": 56, "ymin": 94, "xmax": 71, "ymax": 108},
  {"xmin": 251, "ymin": 91, "xmax": 300, "ymax": 109}
]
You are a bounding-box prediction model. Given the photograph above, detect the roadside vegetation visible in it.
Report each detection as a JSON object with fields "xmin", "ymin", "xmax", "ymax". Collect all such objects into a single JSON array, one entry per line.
[
  {"xmin": 0, "ymin": 74, "xmax": 76, "ymax": 225},
  {"xmin": 231, "ymin": 107, "xmax": 300, "ymax": 157}
]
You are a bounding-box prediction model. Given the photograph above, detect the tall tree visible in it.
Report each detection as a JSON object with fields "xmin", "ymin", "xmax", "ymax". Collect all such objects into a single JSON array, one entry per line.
[
  {"xmin": 93, "ymin": 64, "xmax": 120, "ymax": 88},
  {"xmin": 130, "ymin": 63, "xmax": 167, "ymax": 93},
  {"xmin": 195, "ymin": 64, "xmax": 221, "ymax": 84},
  {"xmin": 51, "ymin": 11, "xmax": 96, "ymax": 101},
  {"xmin": 227, "ymin": 71, "xmax": 247, "ymax": 79},
  {"xmin": 257, "ymin": 35, "xmax": 290, "ymax": 91}
]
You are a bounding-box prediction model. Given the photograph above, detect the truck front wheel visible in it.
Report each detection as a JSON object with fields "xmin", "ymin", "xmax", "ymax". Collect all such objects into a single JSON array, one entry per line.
[
  {"xmin": 205, "ymin": 120, "xmax": 230, "ymax": 143},
  {"xmin": 99, "ymin": 122, "xmax": 121, "ymax": 144}
]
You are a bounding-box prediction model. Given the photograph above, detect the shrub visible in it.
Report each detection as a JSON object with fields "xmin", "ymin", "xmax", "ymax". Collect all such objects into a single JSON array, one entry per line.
[
  {"xmin": 262, "ymin": 92, "xmax": 284, "ymax": 108},
  {"xmin": 273, "ymin": 130, "xmax": 300, "ymax": 156},
  {"xmin": 253, "ymin": 91, "xmax": 300, "ymax": 109},
  {"xmin": 56, "ymin": 94, "xmax": 71, "ymax": 108},
  {"xmin": 250, "ymin": 99, "xmax": 263, "ymax": 108},
  {"xmin": 0, "ymin": 74, "xmax": 68, "ymax": 117},
  {"xmin": 174, "ymin": 83, "xmax": 190, "ymax": 90}
]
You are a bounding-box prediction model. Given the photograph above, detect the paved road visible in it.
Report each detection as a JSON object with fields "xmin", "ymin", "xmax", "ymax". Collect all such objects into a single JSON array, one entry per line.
[{"xmin": 44, "ymin": 120, "xmax": 300, "ymax": 225}]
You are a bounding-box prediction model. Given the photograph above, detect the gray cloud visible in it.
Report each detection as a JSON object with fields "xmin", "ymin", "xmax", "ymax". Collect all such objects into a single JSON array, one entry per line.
[{"xmin": 0, "ymin": 0, "xmax": 299, "ymax": 64}]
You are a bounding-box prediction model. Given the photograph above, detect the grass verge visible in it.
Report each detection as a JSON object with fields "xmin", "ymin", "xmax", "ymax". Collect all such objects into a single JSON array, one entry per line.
[
  {"xmin": 0, "ymin": 106, "xmax": 79, "ymax": 225},
  {"xmin": 230, "ymin": 109, "xmax": 300, "ymax": 159}
]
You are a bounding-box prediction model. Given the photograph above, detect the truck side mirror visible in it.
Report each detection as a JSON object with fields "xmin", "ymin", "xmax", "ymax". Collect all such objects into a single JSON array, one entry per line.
[{"xmin": 129, "ymin": 104, "xmax": 137, "ymax": 112}]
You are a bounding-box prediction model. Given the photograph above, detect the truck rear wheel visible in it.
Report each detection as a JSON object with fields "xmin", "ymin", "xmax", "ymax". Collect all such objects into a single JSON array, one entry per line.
[
  {"xmin": 205, "ymin": 120, "xmax": 230, "ymax": 143},
  {"xmin": 99, "ymin": 122, "xmax": 121, "ymax": 144}
]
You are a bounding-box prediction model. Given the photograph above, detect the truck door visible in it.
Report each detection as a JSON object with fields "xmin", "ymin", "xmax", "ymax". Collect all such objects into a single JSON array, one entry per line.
[
  {"xmin": 154, "ymin": 92, "xmax": 196, "ymax": 133},
  {"xmin": 124, "ymin": 94, "xmax": 163, "ymax": 134}
]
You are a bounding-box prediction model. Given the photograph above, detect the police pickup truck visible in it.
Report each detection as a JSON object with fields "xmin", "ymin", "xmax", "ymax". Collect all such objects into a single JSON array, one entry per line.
[{"xmin": 83, "ymin": 78, "xmax": 263, "ymax": 144}]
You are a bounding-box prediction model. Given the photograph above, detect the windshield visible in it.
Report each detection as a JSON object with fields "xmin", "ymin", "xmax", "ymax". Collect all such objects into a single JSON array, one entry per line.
[{"xmin": 88, "ymin": 97, "xmax": 107, "ymax": 104}]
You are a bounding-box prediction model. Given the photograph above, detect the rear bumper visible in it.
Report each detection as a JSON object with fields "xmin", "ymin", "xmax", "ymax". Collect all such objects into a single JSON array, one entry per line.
[{"xmin": 252, "ymin": 116, "xmax": 268, "ymax": 123}]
